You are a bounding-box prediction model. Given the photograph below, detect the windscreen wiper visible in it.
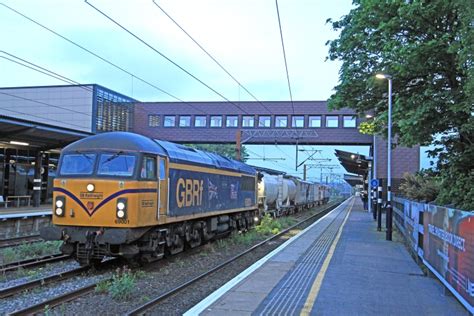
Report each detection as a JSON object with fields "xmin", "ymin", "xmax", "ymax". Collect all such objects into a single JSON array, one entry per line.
[{"xmin": 104, "ymin": 151, "xmax": 124, "ymax": 163}]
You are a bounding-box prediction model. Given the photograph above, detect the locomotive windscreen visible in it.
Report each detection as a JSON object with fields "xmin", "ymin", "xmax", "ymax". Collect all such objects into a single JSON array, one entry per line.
[{"xmin": 60, "ymin": 153, "xmax": 96, "ymax": 175}]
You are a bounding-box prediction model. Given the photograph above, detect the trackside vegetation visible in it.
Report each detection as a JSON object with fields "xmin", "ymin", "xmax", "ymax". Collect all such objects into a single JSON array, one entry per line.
[{"xmin": 326, "ymin": 0, "xmax": 473, "ymax": 210}]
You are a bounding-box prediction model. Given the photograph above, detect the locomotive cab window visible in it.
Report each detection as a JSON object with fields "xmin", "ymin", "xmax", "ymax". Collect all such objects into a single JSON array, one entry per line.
[
  {"xmin": 60, "ymin": 153, "xmax": 96, "ymax": 175},
  {"xmin": 159, "ymin": 158, "xmax": 166, "ymax": 179},
  {"xmin": 98, "ymin": 153, "xmax": 136, "ymax": 177},
  {"xmin": 141, "ymin": 156, "xmax": 157, "ymax": 180}
]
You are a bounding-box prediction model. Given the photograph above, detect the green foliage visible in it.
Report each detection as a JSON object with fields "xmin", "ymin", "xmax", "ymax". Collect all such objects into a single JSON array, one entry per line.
[
  {"xmin": 184, "ymin": 143, "xmax": 250, "ymax": 162},
  {"xmin": 233, "ymin": 231, "xmax": 259, "ymax": 245},
  {"xmin": 278, "ymin": 217, "xmax": 298, "ymax": 229},
  {"xmin": 399, "ymin": 172, "xmax": 440, "ymax": 203},
  {"xmin": 358, "ymin": 121, "xmax": 375, "ymax": 135},
  {"xmin": 255, "ymin": 214, "xmax": 282, "ymax": 235},
  {"xmin": 95, "ymin": 278, "xmax": 110, "ymax": 294},
  {"xmin": 326, "ymin": 0, "xmax": 474, "ymax": 209},
  {"xmin": 0, "ymin": 240, "xmax": 62, "ymax": 264},
  {"xmin": 95, "ymin": 267, "xmax": 143, "ymax": 301}
]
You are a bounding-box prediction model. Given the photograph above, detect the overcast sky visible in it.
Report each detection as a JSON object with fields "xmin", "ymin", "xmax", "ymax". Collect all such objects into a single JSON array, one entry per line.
[
  {"xmin": 0, "ymin": 1, "xmax": 431, "ymax": 179},
  {"xmin": 0, "ymin": 0, "xmax": 352, "ymax": 101}
]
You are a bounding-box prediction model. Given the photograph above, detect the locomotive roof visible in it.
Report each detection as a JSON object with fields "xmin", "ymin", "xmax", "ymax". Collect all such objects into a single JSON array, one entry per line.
[
  {"xmin": 154, "ymin": 140, "xmax": 256, "ymax": 175},
  {"xmin": 62, "ymin": 132, "xmax": 167, "ymax": 154},
  {"xmin": 63, "ymin": 132, "xmax": 256, "ymax": 176}
]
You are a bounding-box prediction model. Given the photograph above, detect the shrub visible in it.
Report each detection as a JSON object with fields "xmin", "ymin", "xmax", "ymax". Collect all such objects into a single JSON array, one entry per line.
[
  {"xmin": 96, "ymin": 266, "xmax": 143, "ymax": 301},
  {"xmin": 256, "ymin": 214, "xmax": 282, "ymax": 235},
  {"xmin": 399, "ymin": 172, "xmax": 440, "ymax": 203}
]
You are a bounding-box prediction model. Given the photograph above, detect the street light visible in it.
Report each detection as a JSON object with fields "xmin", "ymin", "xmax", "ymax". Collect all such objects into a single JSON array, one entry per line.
[
  {"xmin": 376, "ymin": 73, "xmax": 393, "ymax": 241},
  {"xmin": 364, "ymin": 113, "xmax": 377, "ymax": 220}
]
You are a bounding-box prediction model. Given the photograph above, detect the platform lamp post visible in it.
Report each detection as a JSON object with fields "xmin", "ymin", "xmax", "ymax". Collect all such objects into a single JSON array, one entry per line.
[{"xmin": 375, "ymin": 73, "xmax": 393, "ymax": 241}]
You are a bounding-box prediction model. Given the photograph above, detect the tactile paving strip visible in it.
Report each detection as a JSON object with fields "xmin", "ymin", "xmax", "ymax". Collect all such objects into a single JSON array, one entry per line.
[{"xmin": 253, "ymin": 199, "xmax": 353, "ymax": 315}]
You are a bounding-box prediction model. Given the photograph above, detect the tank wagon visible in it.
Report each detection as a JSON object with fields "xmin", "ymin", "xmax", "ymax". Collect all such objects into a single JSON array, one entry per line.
[
  {"xmin": 257, "ymin": 173, "xmax": 329, "ymax": 216},
  {"xmin": 41, "ymin": 132, "xmax": 330, "ymax": 265}
]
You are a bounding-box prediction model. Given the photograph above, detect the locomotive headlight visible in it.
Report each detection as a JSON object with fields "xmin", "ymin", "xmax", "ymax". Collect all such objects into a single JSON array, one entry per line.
[
  {"xmin": 87, "ymin": 183, "xmax": 95, "ymax": 192},
  {"xmin": 116, "ymin": 198, "xmax": 127, "ymax": 219},
  {"xmin": 55, "ymin": 196, "xmax": 65, "ymax": 217},
  {"xmin": 254, "ymin": 216, "xmax": 259, "ymax": 223}
]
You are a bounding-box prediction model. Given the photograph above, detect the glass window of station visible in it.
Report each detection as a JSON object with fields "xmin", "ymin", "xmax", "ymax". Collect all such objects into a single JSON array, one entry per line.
[
  {"xmin": 194, "ymin": 116, "xmax": 207, "ymax": 127},
  {"xmin": 309, "ymin": 116, "xmax": 321, "ymax": 128},
  {"xmin": 242, "ymin": 115, "xmax": 255, "ymax": 127},
  {"xmin": 179, "ymin": 116, "xmax": 191, "ymax": 127},
  {"xmin": 226, "ymin": 116, "xmax": 238, "ymax": 127},
  {"xmin": 275, "ymin": 116, "xmax": 288, "ymax": 128},
  {"xmin": 164, "ymin": 115, "xmax": 176, "ymax": 127},
  {"xmin": 210, "ymin": 116, "xmax": 222, "ymax": 127},
  {"xmin": 95, "ymin": 86, "xmax": 135, "ymax": 132},
  {"xmin": 0, "ymin": 148, "xmax": 59, "ymax": 203},
  {"xmin": 148, "ymin": 115, "xmax": 160, "ymax": 127},
  {"xmin": 292, "ymin": 116, "xmax": 305, "ymax": 128},
  {"xmin": 326, "ymin": 115, "xmax": 339, "ymax": 128},
  {"xmin": 343, "ymin": 115, "xmax": 356, "ymax": 128},
  {"xmin": 258, "ymin": 116, "xmax": 271, "ymax": 128}
]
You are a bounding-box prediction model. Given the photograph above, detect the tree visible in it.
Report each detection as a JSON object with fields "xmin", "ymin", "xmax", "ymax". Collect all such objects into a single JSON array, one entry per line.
[
  {"xmin": 184, "ymin": 143, "xmax": 250, "ymax": 162},
  {"xmin": 327, "ymin": 0, "xmax": 473, "ymax": 210}
]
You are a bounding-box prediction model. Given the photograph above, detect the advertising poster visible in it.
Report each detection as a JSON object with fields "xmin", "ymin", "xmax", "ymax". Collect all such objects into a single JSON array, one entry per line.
[
  {"xmin": 404, "ymin": 200, "xmax": 420, "ymax": 252},
  {"xmin": 423, "ymin": 205, "xmax": 474, "ymax": 311}
]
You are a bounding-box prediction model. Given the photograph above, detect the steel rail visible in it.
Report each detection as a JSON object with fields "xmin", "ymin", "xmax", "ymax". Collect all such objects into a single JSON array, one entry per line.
[
  {"xmin": 8, "ymin": 282, "xmax": 99, "ymax": 316},
  {"xmin": 0, "ymin": 253, "xmax": 70, "ymax": 273},
  {"xmin": 0, "ymin": 265, "xmax": 90, "ymax": 299},
  {"xmin": 126, "ymin": 200, "xmax": 343, "ymax": 315},
  {"xmin": 0, "ymin": 234, "xmax": 42, "ymax": 249},
  {"xmin": 7, "ymin": 200, "xmax": 342, "ymax": 315}
]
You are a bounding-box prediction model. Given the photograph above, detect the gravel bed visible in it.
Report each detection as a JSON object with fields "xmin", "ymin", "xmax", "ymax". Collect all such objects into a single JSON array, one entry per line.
[
  {"xmin": 48, "ymin": 205, "xmax": 333, "ymax": 315},
  {"xmin": 0, "ymin": 259, "xmax": 79, "ymax": 290},
  {"xmin": 0, "ymin": 267, "xmax": 114, "ymax": 315}
]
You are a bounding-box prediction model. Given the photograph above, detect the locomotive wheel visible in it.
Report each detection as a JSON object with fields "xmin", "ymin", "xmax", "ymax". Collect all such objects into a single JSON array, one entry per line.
[
  {"xmin": 167, "ymin": 233, "xmax": 184, "ymax": 255},
  {"xmin": 187, "ymin": 224, "xmax": 202, "ymax": 249}
]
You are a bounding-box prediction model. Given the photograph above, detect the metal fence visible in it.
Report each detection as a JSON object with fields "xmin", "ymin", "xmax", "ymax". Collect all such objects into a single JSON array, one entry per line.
[{"xmin": 393, "ymin": 196, "xmax": 473, "ymax": 314}]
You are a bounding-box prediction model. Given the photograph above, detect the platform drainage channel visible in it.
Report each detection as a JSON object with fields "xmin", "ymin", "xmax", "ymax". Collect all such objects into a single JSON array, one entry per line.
[{"xmin": 253, "ymin": 200, "xmax": 353, "ymax": 315}]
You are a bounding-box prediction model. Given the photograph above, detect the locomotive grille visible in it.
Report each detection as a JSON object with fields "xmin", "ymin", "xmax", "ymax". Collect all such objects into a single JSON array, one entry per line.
[{"xmin": 76, "ymin": 243, "xmax": 108, "ymax": 259}]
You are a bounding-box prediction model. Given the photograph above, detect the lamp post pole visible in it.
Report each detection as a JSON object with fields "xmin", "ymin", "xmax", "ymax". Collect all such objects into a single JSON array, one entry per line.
[
  {"xmin": 386, "ymin": 77, "xmax": 393, "ymax": 241},
  {"xmin": 376, "ymin": 73, "xmax": 393, "ymax": 241}
]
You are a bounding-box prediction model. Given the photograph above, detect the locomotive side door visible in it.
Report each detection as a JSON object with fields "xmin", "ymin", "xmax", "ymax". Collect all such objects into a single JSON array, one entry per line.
[{"xmin": 157, "ymin": 156, "xmax": 168, "ymax": 220}]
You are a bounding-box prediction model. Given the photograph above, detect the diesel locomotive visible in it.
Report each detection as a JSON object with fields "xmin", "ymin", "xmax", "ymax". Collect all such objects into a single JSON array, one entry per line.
[{"xmin": 41, "ymin": 132, "xmax": 329, "ymax": 265}]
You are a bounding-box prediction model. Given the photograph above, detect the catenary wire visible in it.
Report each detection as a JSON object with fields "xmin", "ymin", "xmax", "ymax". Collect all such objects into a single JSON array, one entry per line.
[
  {"xmin": 151, "ymin": 1, "xmax": 294, "ymax": 128},
  {"xmin": 84, "ymin": 0, "xmax": 254, "ymax": 117},
  {"xmin": 0, "ymin": 3, "xmax": 210, "ymax": 115},
  {"xmin": 275, "ymin": 0, "xmax": 295, "ymax": 115},
  {"xmin": 0, "ymin": 3, "xmax": 178, "ymax": 101}
]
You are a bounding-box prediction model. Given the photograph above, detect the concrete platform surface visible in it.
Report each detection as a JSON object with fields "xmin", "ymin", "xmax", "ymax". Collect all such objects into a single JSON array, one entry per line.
[{"xmin": 187, "ymin": 197, "xmax": 467, "ymax": 316}]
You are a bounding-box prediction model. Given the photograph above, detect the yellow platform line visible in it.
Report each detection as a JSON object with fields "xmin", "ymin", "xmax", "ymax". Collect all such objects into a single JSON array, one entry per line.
[{"xmin": 300, "ymin": 197, "xmax": 355, "ymax": 316}]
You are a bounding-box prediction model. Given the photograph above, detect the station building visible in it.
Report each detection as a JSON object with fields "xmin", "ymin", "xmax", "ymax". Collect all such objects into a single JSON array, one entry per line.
[{"xmin": 0, "ymin": 84, "xmax": 136, "ymax": 204}]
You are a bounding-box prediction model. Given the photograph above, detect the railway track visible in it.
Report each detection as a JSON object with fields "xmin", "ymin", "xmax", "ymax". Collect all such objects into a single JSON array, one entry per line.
[
  {"xmin": 0, "ymin": 253, "xmax": 70, "ymax": 274},
  {"xmin": 7, "ymin": 201, "xmax": 342, "ymax": 315},
  {"xmin": 0, "ymin": 234, "xmax": 43, "ymax": 249},
  {"xmin": 0, "ymin": 265, "xmax": 90, "ymax": 299},
  {"xmin": 126, "ymin": 200, "xmax": 342, "ymax": 315}
]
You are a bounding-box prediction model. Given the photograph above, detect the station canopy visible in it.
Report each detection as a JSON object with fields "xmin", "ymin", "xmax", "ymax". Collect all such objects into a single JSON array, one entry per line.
[
  {"xmin": 334, "ymin": 149, "xmax": 371, "ymax": 176},
  {"xmin": 0, "ymin": 115, "xmax": 92, "ymax": 150},
  {"xmin": 343, "ymin": 174, "xmax": 364, "ymax": 187}
]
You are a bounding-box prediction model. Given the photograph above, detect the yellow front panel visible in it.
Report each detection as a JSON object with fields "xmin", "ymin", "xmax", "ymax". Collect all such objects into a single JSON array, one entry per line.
[{"xmin": 53, "ymin": 178, "xmax": 158, "ymax": 228}]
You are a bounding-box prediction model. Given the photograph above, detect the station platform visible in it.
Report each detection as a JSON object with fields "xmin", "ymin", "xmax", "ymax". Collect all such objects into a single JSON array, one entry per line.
[
  {"xmin": 186, "ymin": 197, "xmax": 467, "ymax": 315},
  {"xmin": 0, "ymin": 204, "xmax": 51, "ymax": 220}
]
